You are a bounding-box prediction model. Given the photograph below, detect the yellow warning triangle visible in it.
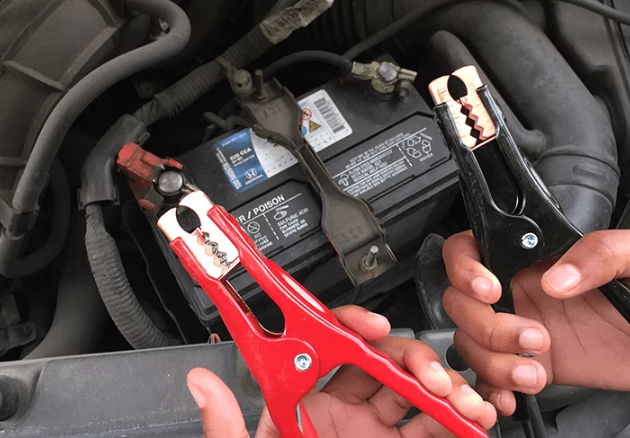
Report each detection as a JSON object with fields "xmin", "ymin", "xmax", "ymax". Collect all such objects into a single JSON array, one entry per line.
[{"xmin": 309, "ymin": 120, "xmax": 322, "ymax": 133}]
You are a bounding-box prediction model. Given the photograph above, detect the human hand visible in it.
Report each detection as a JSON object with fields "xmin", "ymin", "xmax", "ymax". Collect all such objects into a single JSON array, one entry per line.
[
  {"xmin": 442, "ymin": 230, "xmax": 630, "ymax": 416},
  {"xmin": 187, "ymin": 305, "xmax": 496, "ymax": 437}
]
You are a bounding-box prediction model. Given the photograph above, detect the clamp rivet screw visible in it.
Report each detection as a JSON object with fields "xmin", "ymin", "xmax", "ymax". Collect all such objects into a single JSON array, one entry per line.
[
  {"xmin": 521, "ymin": 233, "xmax": 539, "ymax": 249},
  {"xmin": 294, "ymin": 354, "xmax": 312, "ymax": 372}
]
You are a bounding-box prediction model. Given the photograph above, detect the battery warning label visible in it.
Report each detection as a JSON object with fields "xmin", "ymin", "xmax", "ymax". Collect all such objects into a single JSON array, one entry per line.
[
  {"xmin": 231, "ymin": 183, "xmax": 321, "ymax": 254},
  {"xmin": 326, "ymin": 115, "xmax": 448, "ymax": 200},
  {"xmin": 214, "ymin": 89, "xmax": 352, "ymax": 193}
]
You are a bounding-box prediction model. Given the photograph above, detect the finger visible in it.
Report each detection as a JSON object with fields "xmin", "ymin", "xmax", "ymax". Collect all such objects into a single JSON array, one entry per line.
[
  {"xmin": 321, "ymin": 307, "xmax": 391, "ymax": 402},
  {"xmin": 442, "ymin": 231, "xmax": 502, "ymax": 304},
  {"xmin": 475, "ymin": 379, "xmax": 516, "ymax": 417},
  {"xmin": 373, "ymin": 336, "xmax": 453, "ymax": 397},
  {"xmin": 542, "ymin": 230, "xmax": 630, "ymax": 299},
  {"xmin": 332, "ymin": 305, "xmax": 391, "ymax": 341},
  {"xmin": 454, "ymin": 330, "xmax": 547, "ymax": 395},
  {"xmin": 187, "ymin": 368, "xmax": 249, "ymax": 438},
  {"xmin": 365, "ymin": 337, "xmax": 453, "ymax": 426},
  {"xmin": 443, "ymin": 287, "xmax": 551, "ymax": 355},
  {"xmin": 399, "ymin": 371, "xmax": 497, "ymax": 436},
  {"xmin": 400, "ymin": 406, "xmax": 496, "ymax": 438},
  {"xmin": 444, "ymin": 369, "xmax": 497, "ymax": 430},
  {"xmin": 254, "ymin": 407, "xmax": 281, "ymax": 438}
]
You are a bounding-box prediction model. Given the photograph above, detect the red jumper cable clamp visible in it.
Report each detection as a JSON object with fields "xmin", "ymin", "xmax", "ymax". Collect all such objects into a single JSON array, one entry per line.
[{"xmin": 117, "ymin": 143, "xmax": 488, "ymax": 438}]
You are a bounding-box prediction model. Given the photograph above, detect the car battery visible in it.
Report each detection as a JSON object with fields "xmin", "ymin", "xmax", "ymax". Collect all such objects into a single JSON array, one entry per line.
[{"xmin": 157, "ymin": 70, "xmax": 460, "ymax": 328}]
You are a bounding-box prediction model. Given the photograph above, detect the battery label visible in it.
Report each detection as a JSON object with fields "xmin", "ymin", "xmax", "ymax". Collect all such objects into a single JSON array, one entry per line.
[
  {"xmin": 214, "ymin": 90, "xmax": 352, "ymax": 193},
  {"xmin": 231, "ymin": 183, "xmax": 321, "ymax": 254},
  {"xmin": 214, "ymin": 130, "xmax": 267, "ymax": 193},
  {"xmin": 326, "ymin": 116, "xmax": 448, "ymax": 200},
  {"xmin": 299, "ymin": 89, "xmax": 353, "ymax": 150}
]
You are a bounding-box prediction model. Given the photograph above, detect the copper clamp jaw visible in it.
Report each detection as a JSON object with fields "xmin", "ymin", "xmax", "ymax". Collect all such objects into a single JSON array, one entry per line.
[{"xmin": 429, "ymin": 66, "xmax": 497, "ymax": 149}]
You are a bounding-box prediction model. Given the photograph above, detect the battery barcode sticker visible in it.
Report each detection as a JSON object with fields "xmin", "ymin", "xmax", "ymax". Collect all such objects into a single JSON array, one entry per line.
[
  {"xmin": 301, "ymin": 89, "xmax": 352, "ymax": 151},
  {"xmin": 313, "ymin": 97, "xmax": 345, "ymax": 133}
]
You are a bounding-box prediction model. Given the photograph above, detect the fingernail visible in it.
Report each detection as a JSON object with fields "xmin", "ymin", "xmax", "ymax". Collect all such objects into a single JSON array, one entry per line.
[
  {"xmin": 488, "ymin": 392, "xmax": 503, "ymax": 412},
  {"xmin": 512, "ymin": 365, "xmax": 538, "ymax": 388},
  {"xmin": 472, "ymin": 276, "xmax": 493, "ymax": 298},
  {"xmin": 460, "ymin": 384, "xmax": 476, "ymax": 395},
  {"xmin": 546, "ymin": 264, "xmax": 582, "ymax": 292},
  {"xmin": 460, "ymin": 384, "xmax": 483, "ymax": 403},
  {"xmin": 429, "ymin": 361, "xmax": 448, "ymax": 377},
  {"xmin": 427, "ymin": 361, "xmax": 450, "ymax": 384},
  {"xmin": 368, "ymin": 311, "xmax": 389, "ymax": 325},
  {"xmin": 519, "ymin": 328, "xmax": 544, "ymax": 351},
  {"xmin": 187, "ymin": 382, "xmax": 206, "ymax": 408}
]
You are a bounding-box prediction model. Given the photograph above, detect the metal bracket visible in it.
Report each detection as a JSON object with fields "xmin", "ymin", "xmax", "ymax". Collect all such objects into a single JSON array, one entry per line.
[{"xmin": 236, "ymin": 76, "xmax": 396, "ymax": 286}]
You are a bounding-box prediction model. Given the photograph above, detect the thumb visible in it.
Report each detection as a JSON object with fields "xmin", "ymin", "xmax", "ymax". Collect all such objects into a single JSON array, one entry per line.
[
  {"xmin": 187, "ymin": 368, "xmax": 249, "ymax": 438},
  {"xmin": 541, "ymin": 230, "xmax": 630, "ymax": 299}
]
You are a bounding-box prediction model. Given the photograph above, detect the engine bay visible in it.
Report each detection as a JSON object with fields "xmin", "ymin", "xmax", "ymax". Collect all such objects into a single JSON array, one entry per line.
[{"xmin": 1, "ymin": 0, "xmax": 630, "ymax": 436}]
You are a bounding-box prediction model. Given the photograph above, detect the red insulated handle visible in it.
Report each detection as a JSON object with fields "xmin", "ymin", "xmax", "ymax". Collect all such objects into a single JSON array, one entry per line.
[
  {"xmin": 204, "ymin": 204, "xmax": 488, "ymax": 438},
  {"xmin": 298, "ymin": 403, "xmax": 318, "ymax": 438}
]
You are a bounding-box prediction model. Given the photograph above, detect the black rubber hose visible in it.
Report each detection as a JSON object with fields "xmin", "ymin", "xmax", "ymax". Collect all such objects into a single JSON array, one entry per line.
[
  {"xmin": 423, "ymin": 0, "xmax": 619, "ymax": 233},
  {"xmin": 85, "ymin": 204, "xmax": 170, "ymax": 350},
  {"xmin": 264, "ymin": 50, "xmax": 353, "ymax": 77},
  {"xmin": 25, "ymin": 217, "xmax": 107, "ymax": 359},
  {"xmin": 134, "ymin": 0, "xmax": 311, "ymax": 125},
  {"xmin": 0, "ymin": 160, "xmax": 70, "ymax": 278},
  {"xmin": 8, "ymin": 0, "xmax": 191, "ymax": 221},
  {"xmin": 343, "ymin": 0, "xmax": 630, "ymax": 60}
]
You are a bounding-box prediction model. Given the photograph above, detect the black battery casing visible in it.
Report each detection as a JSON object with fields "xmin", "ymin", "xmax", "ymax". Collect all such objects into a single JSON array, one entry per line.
[{"xmin": 154, "ymin": 73, "xmax": 459, "ymax": 329}]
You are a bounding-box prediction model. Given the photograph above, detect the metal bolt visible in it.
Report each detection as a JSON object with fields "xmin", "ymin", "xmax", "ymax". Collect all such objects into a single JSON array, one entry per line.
[
  {"xmin": 377, "ymin": 63, "xmax": 398, "ymax": 83},
  {"xmin": 361, "ymin": 245, "xmax": 379, "ymax": 272},
  {"xmin": 254, "ymin": 69, "xmax": 268, "ymax": 101},
  {"xmin": 157, "ymin": 170, "xmax": 185, "ymax": 196},
  {"xmin": 294, "ymin": 353, "xmax": 312, "ymax": 372},
  {"xmin": 521, "ymin": 233, "xmax": 539, "ymax": 249}
]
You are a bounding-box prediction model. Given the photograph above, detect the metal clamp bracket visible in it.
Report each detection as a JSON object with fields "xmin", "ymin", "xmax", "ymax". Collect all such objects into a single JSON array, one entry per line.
[{"xmin": 236, "ymin": 75, "xmax": 396, "ymax": 286}]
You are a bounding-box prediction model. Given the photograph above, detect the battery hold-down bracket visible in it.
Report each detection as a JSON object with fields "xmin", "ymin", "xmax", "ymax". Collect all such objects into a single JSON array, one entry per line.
[{"xmin": 234, "ymin": 72, "xmax": 396, "ymax": 285}]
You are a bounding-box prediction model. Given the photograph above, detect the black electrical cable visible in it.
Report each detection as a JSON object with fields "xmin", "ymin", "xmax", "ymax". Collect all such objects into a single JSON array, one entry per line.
[
  {"xmin": 9, "ymin": 0, "xmax": 191, "ymax": 220},
  {"xmin": 343, "ymin": 0, "xmax": 465, "ymax": 60},
  {"xmin": 0, "ymin": 0, "xmax": 190, "ymax": 279},
  {"xmin": 133, "ymin": 0, "xmax": 303, "ymax": 125},
  {"xmin": 520, "ymin": 393, "xmax": 547, "ymax": 438},
  {"xmin": 554, "ymin": 0, "xmax": 630, "ymax": 25},
  {"xmin": 0, "ymin": 160, "xmax": 70, "ymax": 278},
  {"xmin": 619, "ymin": 200, "xmax": 630, "ymax": 229},
  {"xmin": 264, "ymin": 50, "xmax": 354, "ymax": 78},
  {"xmin": 85, "ymin": 203, "xmax": 171, "ymax": 349},
  {"xmin": 342, "ymin": 0, "xmax": 630, "ymax": 60},
  {"xmin": 77, "ymin": 0, "xmax": 303, "ymax": 350}
]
